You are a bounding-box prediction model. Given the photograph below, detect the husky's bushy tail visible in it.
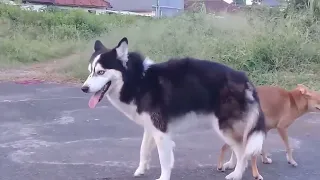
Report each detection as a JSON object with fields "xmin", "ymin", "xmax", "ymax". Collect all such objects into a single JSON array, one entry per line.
[{"xmin": 243, "ymin": 82, "xmax": 266, "ymax": 158}]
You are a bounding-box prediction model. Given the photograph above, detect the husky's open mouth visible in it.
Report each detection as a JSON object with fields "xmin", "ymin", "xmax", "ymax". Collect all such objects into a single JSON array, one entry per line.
[{"xmin": 88, "ymin": 81, "xmax": 111, "ymax": 108}]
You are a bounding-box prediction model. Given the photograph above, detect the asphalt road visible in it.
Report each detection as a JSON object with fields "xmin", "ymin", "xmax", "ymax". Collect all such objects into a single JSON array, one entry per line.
[{"xmin": 0, "ymin": 82, "xmax": 319, "ymax": 180}]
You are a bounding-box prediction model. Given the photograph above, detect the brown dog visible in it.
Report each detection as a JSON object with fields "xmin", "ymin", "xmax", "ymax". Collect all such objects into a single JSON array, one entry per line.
[{"xmin": 216, "ymin": 84, "xmax": 320, "ymax": 180}]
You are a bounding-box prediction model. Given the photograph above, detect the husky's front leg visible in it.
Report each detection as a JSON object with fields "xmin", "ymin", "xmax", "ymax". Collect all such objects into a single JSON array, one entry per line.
[
  {"xmin": 134, "ymin": 129, "xmax": 156, "ymax": 177},
  {"xmin": 153, "ymin": 131, "xmax": 174, "ymax": 180}
]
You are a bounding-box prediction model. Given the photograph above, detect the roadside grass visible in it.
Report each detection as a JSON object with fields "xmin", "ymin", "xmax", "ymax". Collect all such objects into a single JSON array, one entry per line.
[
  {"xmin": 63, "ymin": 10, "xmax": 320, "ymax": 89},
  {"xmin": 0, "ymin": 4, "xmax": 139, "ymax": 68},
  {"xmin": 1, "ymin": 3, "xmax": 320, "ymax": 90},
  {"xmin": 0, "ymin": 17, "xmax": 81, "ymax": 67}
]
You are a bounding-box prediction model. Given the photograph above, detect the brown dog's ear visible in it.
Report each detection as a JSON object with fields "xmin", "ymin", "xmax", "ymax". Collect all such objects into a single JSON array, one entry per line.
[{"xmin": 297, "ymin": 84, "xmax": 311, "ymax": 97}]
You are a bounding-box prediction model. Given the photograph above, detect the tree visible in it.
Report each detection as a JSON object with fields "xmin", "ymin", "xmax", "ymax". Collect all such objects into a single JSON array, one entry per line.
[{"xmin": 287, "ymin": 0, "xmax": 320, "ymax": 18}]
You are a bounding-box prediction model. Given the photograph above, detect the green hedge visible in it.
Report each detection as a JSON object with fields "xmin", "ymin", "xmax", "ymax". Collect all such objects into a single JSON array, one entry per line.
[{"xmin": 0, "ymin": 4, "xmax": 138, "ymax": 39}]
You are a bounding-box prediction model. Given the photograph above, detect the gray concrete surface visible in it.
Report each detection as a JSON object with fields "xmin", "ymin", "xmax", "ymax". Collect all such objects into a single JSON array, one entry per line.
[{"xmin": 0, "ymin": 82, "xmax": 319, "ymax": 180}]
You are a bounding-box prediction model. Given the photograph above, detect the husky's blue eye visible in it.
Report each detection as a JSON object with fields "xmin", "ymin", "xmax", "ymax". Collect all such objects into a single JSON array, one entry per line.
[{"xmin": 97, "ymin": 70, "xmax": 105, "ymax": 75}]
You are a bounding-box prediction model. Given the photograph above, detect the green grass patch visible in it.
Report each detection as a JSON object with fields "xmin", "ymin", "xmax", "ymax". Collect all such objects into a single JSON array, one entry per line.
[
  {"xmin": 1, "ymin": 3, "xmax": 320, "ymax": 89},
  {"xmin": 0, "ymin": 3, "xmax": 140, "ymax": 67},
  {"xmin": 65, "ymin": 9, "xmax": 320, "ymax": 89}
]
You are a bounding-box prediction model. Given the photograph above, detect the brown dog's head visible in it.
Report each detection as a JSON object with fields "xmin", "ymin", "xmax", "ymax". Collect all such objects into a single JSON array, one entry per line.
[{"xmin": 296, "ymin": 84, "xmax": 320, "ymax": 112}]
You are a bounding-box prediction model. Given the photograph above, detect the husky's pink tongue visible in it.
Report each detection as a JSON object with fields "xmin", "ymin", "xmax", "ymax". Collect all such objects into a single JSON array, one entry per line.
[{"xmin": 88, "ymin": 93, "xmax": 101, "ymax": 109}]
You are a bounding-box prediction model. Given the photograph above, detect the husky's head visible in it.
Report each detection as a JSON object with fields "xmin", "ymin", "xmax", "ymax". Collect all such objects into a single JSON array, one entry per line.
[{"xmin": 81, "ymin": 37, "xmax": 129, "ymax": 108}]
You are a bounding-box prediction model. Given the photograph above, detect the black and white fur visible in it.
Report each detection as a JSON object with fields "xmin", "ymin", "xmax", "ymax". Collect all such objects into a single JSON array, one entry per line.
[{"xmin": 81, "ymin": 37, "xmax": 266, "ymax": 180}]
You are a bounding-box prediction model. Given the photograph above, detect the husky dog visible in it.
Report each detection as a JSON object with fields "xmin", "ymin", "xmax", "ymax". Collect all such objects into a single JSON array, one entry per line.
[{"xmin": 81, "ymin": 37, "xmax": 266, "ymax": 180}]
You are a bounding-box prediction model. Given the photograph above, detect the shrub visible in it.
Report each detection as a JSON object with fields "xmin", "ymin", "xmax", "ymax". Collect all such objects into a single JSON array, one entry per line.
[
  {"xmin": 0, "ymin": 3, "xmax": 139, "ymax": 66},
  {"xmin": 66, "ymin": 7, "xmax": 320, "ymax": 89}
]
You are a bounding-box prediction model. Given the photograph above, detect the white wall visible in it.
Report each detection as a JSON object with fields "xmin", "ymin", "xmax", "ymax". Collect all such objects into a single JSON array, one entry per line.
[{"xmin": 108, "ymin": 0, "xmax": 153, "ymax": 11}]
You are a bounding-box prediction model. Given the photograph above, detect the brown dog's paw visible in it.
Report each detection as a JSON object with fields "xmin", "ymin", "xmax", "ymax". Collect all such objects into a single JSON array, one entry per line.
[
  {"xmin": 254, "ymin": 174, "xmax": 263, "ymax": 180},
  {"xmin": 217, "ymin": 166, "xmax": 225, "ymax": 172},
  {"xmin": 261, "ymin": 156, "xmax": 272, "ymax": 164},
  {"xmin": 288, "ymin": 160, "xmax": 298, "ymax": 167}
]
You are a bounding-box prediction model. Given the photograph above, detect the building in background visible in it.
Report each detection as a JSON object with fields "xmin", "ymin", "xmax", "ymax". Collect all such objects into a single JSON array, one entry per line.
[
  {"xmin": 153, "ymin": 0, "xmax": 184, "ymax": 17},
  {"xmin": 260, "ymin": 0, "xmax": 281, "ymax": 7},
  {"xmin": 107, "ymin": 0, "xmax": 153, "ymax": 15},
  {"xmin": 185, "ymin": 0, "xmax": 239, "ymax": 14}
]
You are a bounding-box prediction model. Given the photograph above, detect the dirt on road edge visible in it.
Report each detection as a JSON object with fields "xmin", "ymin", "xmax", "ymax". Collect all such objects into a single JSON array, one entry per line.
[{"xmin": 0, "ymin": 54, "xmax": 83, "ymax": 86}]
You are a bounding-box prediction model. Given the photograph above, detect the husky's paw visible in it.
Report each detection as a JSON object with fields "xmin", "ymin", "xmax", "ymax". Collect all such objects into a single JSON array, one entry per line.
[
  {"xmin": 225, "ymin": 171, "xmax": 242, "ymax": 180},
  {"xmin": 156, "ymin": 177, "xmax": 170, "ymax": 180},
  {"xmin": 261, "ymin": 156, "xmax": 273, "ymax": 164},
  {"xmin": 155, "ymin": 172, "xmax": 170, "ymax": 180},
  {"xmin": 254, "ymin": 174, "xmax": 264, "ymax": 180},
  {"xmin": 133, "ymin": 166, "xmax": 146, "ymax": 177}
]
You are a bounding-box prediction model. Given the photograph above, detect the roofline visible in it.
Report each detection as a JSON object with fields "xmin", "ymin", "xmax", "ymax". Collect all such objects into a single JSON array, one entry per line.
[
  {"xmin": 112, "ymin": 9, "xmax": 153, "ymax": 12},
  {"xmin": 55, "ymin": 4, "xmax": 107, "ymax": 8},
  {"xmin": 22, "ymin": 0, "xmax": 109, "ymax": 8},
  {"xmin": 22, "ymin": 1, "xmax": 108, "ymax": 8},
  {"xmin": 22, "ymin": 0, "xmax": 54, "ymax": 5}
]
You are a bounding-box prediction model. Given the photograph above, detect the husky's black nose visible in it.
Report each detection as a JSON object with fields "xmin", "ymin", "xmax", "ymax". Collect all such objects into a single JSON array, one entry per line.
[{"xmin": 81, "ymin": 86, "xmax": 89, "ymax": 93}]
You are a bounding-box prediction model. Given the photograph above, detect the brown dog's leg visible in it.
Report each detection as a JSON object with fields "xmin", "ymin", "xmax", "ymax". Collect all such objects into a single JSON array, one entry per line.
[
  {"xmin": 260, "ymin": 143, "xmax": 272, "ymax": 164},
  {"xmin": 277, "ymin": 127, "xmax": 298, "ymax": 166},
  {"xmin": 251, "ymin": 155, "xmax": 263, "ymax": 180},
  {"xmin": 217, "ymin": 143, "xmax": 229, "ymax": 171}
]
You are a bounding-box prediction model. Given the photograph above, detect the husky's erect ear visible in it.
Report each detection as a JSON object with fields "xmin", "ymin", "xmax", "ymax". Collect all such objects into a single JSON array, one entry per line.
[
  {"xmin": 116, "ymin": 37, "xmax": 129, "ymax": 64},
  {"xmin": 94, "ymin": 40, "xmax": 106, "ymax": 52}
]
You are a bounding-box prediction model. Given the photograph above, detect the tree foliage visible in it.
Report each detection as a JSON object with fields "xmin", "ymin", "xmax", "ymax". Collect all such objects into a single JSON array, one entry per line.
[{"xmin": 287, "ymin": 0, "xmax": 320, "ymax": 18}]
